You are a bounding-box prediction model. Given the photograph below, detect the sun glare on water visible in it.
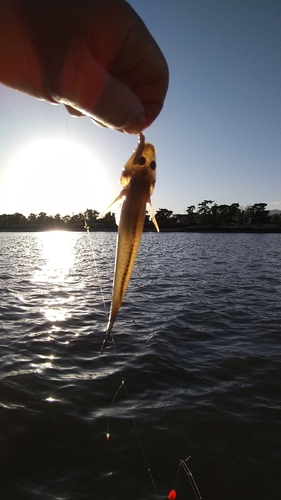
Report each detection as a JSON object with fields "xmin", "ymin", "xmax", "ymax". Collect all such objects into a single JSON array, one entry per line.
[
  {"xmin": 3, "ymin": 138, "xmax": 108, "ymax": 216},
  {"xmin": 32, "ymin": 231, "xmax": 78, "ymax": 326},
  {"xmin": 34, "ymin": 231, "xmax": 76, "ymax": 282}
]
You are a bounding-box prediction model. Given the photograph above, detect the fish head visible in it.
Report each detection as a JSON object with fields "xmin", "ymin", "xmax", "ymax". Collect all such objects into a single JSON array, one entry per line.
[{"xmin": 120, "ymin": 143, "xmax": 157, "ymax": 195}]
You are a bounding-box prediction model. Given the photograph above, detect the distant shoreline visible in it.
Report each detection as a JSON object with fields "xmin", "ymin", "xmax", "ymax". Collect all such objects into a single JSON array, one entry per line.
[{"xmin": 1, "ymin": 226, "xmax": 280, "ymax": 234}]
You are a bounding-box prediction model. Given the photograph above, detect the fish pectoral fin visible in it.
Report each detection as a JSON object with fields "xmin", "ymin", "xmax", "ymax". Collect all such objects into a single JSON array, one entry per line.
[
  {"xmin": 147, "ymin": 199, "xmax": 160, "ymax": 232},
  {"xmin": 115, "ymin": 205, "xmax": 122, "ymax": 227},
  {"xmin": 98, "ymin": 190, "xmax": 126, "ymax": 219}
]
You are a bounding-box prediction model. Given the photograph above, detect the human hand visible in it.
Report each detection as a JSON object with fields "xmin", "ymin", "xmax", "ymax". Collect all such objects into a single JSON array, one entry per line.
[{"xmin": 0, "ymin": 0, "xmax": 169, "ymax": 133}]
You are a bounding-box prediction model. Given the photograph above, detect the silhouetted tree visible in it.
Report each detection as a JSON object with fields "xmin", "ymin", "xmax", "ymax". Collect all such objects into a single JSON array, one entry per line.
[
  {"xmin": 0, "ymin": 202, "xmax": 279, "ymax": 231},
  {"xmin": 0, "ymin": 213, "xmax": 26, "ymax": 227},
  {"xmin": 186, "ymin": 205, "xmax": 196, "ymax": 224},
  {"xmin": 197, "ymin": 200, "xmax": 214, "ymax": 225},
  {"xmin": 28, "ymin": 213, "xmax": 37, "ymax": 224},
  {"xmin": 227, "ymin": 203, "xmax": 240, "ymax": 224},
  {"xmin": 155, "ymin": 208, "xmax": 174, "ymax": 227},
  {"xmin": 102, "ymin": 212, "xmax": 116, "ymax": 228},
  {"xmin": 15, "ymin": 213, "xmax": 27, "ymax": 224},
  {"xmin": 69, "ymin": 213, "xmax": 84, "ymax": 224},
  {"xmin": 270, "ymin": 213, "xmax": 281, "ymax": 224},
  {"xmin": 62, "ymin": 215, "xmax": 70, "ymax": 224},
  {"xmin": 248, "ymin": 203, "xmax": 269, "ymax": 224},
  {"xmin": 85, "ymin": 209, "xmax": 99, "ymax": 222}
]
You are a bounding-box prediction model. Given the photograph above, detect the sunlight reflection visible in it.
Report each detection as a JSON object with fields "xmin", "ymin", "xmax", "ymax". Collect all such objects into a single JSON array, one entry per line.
[
  {"xmin": 32, "ymin": 353, "xmax": 57, "ymax": 373},
  {"xmin": 42, "ymin": 295, "xmax": 75, "ymax": 323},
  {"xmin": 32, "ymin": 232, "xmax": 79, "ymax": 332},
  {"xmin": 45, "ymin": 396, "xmax": 62, "ymax": 403},
  {"xmin": 32, "ymin": 360, "xmax": 53, "ymax": 372},
  {"xmin": 33, "ymin": 231, "xmax": 77, "ymax": 284},
  {"xmin": 43, "ymin": 306, "xmax": 71, "ymax": 323}
]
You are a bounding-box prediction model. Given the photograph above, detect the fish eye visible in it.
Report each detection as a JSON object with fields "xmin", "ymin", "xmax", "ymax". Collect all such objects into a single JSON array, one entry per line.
[
  {"xmin": 149, "ymin": 160, "xmax": 156, "ymax": 170},
  {"xmin": 138, "ymin": 156, "xmax": 146, "ymax": 165}
]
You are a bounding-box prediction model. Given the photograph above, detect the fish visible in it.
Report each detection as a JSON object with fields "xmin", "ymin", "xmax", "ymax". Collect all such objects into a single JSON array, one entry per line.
[{"xmin": 99, "ymin": 132, "xmax": 159, "ymax": 354}]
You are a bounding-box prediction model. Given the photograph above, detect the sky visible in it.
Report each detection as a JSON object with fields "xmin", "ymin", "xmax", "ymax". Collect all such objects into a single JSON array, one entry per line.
[{"xmin": 0, "ymin": 0, "xmax": 280, "ymax": 217}]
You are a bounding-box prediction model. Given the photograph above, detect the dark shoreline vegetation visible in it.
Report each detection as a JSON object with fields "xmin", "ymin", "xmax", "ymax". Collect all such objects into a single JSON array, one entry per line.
[{"xmin": 1, "ymin": 201, "xmax": 280, "ymax": 232}]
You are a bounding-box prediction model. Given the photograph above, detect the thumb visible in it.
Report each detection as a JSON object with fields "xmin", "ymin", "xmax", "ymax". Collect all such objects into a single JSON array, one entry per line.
[{"xmin": 53, "ymin": 41, "xmax": 146, "ymax": 133}]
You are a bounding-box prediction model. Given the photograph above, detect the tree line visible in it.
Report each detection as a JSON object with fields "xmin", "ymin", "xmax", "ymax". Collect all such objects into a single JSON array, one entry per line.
[
  {"xmin": 155, "ymin": 202, "xmax": 280, "ymax": 228},
  {"xmin": 0, "ymin": 201, "xmax": 280, "ymax": 231}
]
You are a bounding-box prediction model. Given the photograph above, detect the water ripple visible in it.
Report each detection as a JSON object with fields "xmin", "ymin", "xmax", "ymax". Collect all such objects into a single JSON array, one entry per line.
[{"xmin": 0, "ymin": 232, "xmax": 280, "ymax": 500}]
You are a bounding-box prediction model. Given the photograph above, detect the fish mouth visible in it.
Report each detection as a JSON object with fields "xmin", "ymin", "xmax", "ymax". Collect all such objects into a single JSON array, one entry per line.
[{"xmin": 132, "ymin": 132, "xmax": 145, "ymax": 165}]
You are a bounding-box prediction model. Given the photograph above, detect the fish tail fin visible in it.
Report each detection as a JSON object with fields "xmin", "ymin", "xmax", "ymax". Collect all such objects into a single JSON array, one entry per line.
[{"xmin": 100, "ymin": 320, "xmax": 114, "ymax": 354}]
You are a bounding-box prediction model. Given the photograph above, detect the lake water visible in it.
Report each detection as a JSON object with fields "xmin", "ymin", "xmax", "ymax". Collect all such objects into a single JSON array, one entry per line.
[{"xmin": 0, "ymin": 231, "xmax": 280, "ymax": 500}]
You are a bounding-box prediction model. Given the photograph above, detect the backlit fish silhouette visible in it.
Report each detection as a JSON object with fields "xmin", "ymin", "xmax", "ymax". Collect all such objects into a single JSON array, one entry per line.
[{"xmin": 99, "ymin": 133, "xmax": 159, "ymax": 354}]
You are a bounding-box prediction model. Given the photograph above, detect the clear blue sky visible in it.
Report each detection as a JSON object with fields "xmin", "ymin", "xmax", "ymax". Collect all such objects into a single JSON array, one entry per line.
[{"xmin": 0, "ymin": 0, "xmax": 280, "ymax": 217}]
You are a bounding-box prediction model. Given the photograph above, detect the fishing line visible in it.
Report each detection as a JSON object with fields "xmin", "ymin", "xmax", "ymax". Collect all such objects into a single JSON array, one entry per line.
[
  {"xmin": 80, "ymin": 132, "xmax": 201, "ymax": 499},
  {"xmin": 138, "ymin": 229, "xmax": 203, "ymax": 500},
  {"xmin": 106, "ymin": 349, "xmax": 162, "ymax": 499},
  {"xmin": 85, "ymin": 216, "xmax": 203, "ymax": 500},
  {"xmin": 64, "ymin": 109, "xmax": 72, "ymax": 145},
  {"xmin": 179, "ymin": 458, "xmax": 202, "ymax": 500},
  {"xmin": 84, "ymin": 216, "xmax": 161, "ymax": 499},
  {"xmin": 84, "ymin": 213, "xmax": 107, "ymax": 314},
  {"xmin": 63, "ymin": 111, "xmax": 107, "ymax": 315},
  {"xmin": 169, "ymin": 458, "xmax": 202, "ymax": 500},
  {"xmin": 63, "ymin": 112, "xmax": 162, "ymax": 496}
]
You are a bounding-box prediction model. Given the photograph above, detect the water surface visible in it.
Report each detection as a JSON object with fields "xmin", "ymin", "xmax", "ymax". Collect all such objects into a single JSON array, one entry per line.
[{"xmin": 0, "ymin": 232, "xmax": 280, "ymax": 500}]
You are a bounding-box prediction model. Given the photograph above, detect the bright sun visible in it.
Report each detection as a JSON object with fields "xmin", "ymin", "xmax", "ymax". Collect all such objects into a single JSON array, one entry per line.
[{"xmin": 3, "ymin": 138, "xmax": 109, "ymax": 216}]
